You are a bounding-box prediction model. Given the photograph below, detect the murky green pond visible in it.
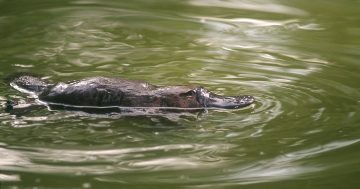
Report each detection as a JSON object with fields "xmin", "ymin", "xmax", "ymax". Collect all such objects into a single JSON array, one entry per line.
[{"xmin": 1, "ymin": 0, "xmax": 360, "ymax": 188}]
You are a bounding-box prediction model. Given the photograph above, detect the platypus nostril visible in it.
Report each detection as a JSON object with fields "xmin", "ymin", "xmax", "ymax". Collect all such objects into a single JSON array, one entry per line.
[
  {"xmin": 244, "ymin": 95, "xmax": 255, "ymax": 103},
  {"xmin": 238, "ymin": 95, "xmax": 255, "ymax": 105}
]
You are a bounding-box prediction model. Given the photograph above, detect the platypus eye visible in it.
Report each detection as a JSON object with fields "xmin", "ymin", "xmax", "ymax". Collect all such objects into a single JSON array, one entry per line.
[{"xmin": 180, "ymin": 90, "xmax": 196, "ymax": 97}]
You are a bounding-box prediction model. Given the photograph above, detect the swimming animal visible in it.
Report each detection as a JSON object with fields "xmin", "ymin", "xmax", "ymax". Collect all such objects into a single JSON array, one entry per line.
[{"xmin": 8, "ymin": 74, "xmax": 254, "ymax": 111}]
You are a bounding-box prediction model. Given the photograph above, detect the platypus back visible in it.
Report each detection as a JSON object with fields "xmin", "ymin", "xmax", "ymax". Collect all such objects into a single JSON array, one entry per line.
[{"xmin": 6, "ymin": 73, "xmax": 50, "ymax": 94}]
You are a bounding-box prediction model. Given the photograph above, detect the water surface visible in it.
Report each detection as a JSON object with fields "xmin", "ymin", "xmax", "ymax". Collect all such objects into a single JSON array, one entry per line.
[{"xmin": 1, "ymin": 0, "xmax": 360, "ymax": 188}]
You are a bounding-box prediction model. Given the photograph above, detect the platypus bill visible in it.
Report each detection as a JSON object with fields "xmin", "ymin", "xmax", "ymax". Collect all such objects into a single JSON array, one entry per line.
[{"xmin": 8, "ymin": 74, "xmax": 255, "ymax": 112}]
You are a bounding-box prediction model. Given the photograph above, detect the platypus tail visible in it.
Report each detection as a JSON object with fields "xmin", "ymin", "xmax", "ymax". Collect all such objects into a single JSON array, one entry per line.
[{"xmin": 5, "ymin": 73, "xmax": 51, "ymax": 94}]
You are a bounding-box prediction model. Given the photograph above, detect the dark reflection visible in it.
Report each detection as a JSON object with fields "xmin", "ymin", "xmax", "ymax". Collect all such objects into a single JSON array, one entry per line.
[
  {"xmin": 5, "ymin": 100, "xmax": 14, "ymax": 112},
  {"xmin": 47, "ymin": 103, "xmax": 205, "ymax": 116},
  {"xmin": 3, "ymin": 99, "xmax": 204, "ymax": 120}
]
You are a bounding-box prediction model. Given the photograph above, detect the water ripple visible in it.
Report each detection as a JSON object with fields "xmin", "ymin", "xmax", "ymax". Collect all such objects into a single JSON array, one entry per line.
[
  {"xmin": 189, "ymin": 0, "xmax": 308, "ymax": 16},
  {"xmin": 216, "ymin": 139, "xmax": 360, "ymax": 185},
  {"xmin": 0, "ymin": 143, "xmax": 233, "ymax": 174}
]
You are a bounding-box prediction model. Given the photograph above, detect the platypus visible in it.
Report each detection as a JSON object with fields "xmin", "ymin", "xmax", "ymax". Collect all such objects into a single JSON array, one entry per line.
[{"xmin": 9, "ymin": 74, "xmax": 254, "ymax": 110}]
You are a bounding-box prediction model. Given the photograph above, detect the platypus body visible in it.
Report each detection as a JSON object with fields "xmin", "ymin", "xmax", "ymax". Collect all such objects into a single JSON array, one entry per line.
[{"xmin": 9, "ymin": 75, "xmax": 254, "ymax": 110}]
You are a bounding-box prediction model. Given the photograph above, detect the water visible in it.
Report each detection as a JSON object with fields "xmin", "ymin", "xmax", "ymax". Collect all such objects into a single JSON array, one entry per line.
[{"xmin": 1, "ymin": 0, "xmax": 360, "ymax": 188}]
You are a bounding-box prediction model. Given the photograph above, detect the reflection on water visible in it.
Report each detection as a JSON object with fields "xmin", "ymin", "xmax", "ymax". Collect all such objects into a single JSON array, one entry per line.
[
  {"xmin": 221, "ymin": 139, "xmax": 360, "ymax": 185},
  {"xmin": 0, "ymin": 143, "xmax": 230, "ymax": 173},
  {"xmin": 1, "ymin": 0, "xmax": 360, "ymax": 188},
  {"xmin": 1, "ymin": 138, "xmax": 359, "ymax": 185},
  {"xmin": 189, "ymin": 0, "xmax": 308, "ymax": 16}
]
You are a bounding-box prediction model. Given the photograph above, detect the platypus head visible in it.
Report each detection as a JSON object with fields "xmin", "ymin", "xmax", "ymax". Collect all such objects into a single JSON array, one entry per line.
[
  {"xmin": 193, "ymin": 87, "xmax": 254, "ymax": 109},
  {"xmin": 158, "ymin": 86, "xmax": 254, "ymax": 109},
  {"xmin": 176, "ymin": 87, "xmax": 254, "ymax": 109}
]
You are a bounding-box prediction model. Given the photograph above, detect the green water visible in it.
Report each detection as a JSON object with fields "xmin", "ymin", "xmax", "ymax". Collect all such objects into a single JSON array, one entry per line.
[{"xmin": 1, "ymin": 0, "xmax": 360, "ymax": 188}]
